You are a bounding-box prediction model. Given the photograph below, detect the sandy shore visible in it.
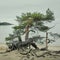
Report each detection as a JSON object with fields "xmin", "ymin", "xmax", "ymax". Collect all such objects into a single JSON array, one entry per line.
[
  {"xmin": 0, "ymin": 43, "xmax": 60, "ymax": 60},
  {"xmin": 37, "ymin": 44, "xmax": 60, "ymax": 51}
]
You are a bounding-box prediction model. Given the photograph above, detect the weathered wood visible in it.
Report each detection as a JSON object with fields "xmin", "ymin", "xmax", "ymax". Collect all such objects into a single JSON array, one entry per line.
[
  {"xmin": 17, "ymin": 38, "xmax": 39, "ymax": 50},
  {"xmin": 7, "ymin": 37, "xmax": 39, "ymax": 52}
]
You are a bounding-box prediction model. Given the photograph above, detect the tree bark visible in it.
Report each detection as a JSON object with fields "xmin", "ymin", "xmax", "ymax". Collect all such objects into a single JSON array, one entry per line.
[
  {"xmin": 46, "ymin": 32, "xmax": 48, "ymax": 50},
  {"xmin": 25, "ymin": 25, "xmax": 30, "ymax": 41},
  {"xmin": 18, "ymin": 36, "xmax": 22, "ymax": 42}
]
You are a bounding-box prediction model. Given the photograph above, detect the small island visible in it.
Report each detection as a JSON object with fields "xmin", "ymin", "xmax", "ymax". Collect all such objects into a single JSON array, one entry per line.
[{"xmin": 0, "ymin": 22, "xmax": 13, "ymax": 25}]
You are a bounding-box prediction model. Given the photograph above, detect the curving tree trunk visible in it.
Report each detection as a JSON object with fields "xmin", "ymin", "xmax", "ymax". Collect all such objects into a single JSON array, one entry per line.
[
  {"xmin": 24, "ymin": 25, "xmax": 39, "ymax": 49},
  {"xmin": 25, "ymin": 25, "xmax": 30, "ymax": 41},
  {"xmin": 46, "ymin": 32, "xmax": 48, "ymax": 50}
]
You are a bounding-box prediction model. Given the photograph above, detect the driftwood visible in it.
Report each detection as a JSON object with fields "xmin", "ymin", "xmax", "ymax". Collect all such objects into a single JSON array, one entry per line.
[
  {"xmin": 7, "ymin": 41, "xmax": 18, "ymax": 50},
  {"xmin": 40, "ymin": 48, "xmax": 47, "ymax": 51},
  {"xmin": 7, "ymin": 38, "xmax": 39, "ymax": 53},
  {"xmin": 19, "ymin": 49, "xmax": 32, "ymax": 55},
  {"xmin": 34, "ymin": 51, "xmax": 60, "ymax": 57},
  {"xmin": 17, "ymin": 38, "xmax": 39, "ymax": 50}
]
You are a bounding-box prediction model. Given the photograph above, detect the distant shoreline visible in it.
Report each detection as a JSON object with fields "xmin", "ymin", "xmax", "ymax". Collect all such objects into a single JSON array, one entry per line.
[{"xmin": 0, "ymin": 22, "xmax": 13, "ymax": 25}]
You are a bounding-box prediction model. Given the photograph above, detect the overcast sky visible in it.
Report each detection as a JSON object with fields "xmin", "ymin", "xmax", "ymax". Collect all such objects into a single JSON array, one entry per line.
[{"xmin": 0, "ymin": 0, "xmax": 60, "ymax": 33}]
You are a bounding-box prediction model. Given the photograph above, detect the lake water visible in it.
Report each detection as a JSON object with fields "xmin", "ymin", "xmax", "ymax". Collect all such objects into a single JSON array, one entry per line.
[
  {"xmin": 0, "ymin": 25, "xmax": 60, "ymax": 46},
  {"xmin": 0, "ymin": 25, "xmax": 13, "ymax": 43}
]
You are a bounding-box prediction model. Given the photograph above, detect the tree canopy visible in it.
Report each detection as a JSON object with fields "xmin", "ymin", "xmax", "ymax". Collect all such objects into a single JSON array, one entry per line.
[{"xmin": 13, "ymin": 8, "xmax": 54, "ymax": 33}]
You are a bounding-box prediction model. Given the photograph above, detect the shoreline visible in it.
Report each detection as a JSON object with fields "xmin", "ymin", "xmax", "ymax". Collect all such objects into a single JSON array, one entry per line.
[
  {"xmin": 0, "ymin": 43, "xmax": 60, "ymax": 51},
  {"xmin": 0, "ymin": 43, "xmax": 60, "ymax": 60}
]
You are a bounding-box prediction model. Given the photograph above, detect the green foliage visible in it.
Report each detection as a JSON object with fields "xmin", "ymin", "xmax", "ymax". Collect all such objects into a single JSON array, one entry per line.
[
  {"xmin": 13, "ymin": 25, "xmax": 25, "ymax": 30},
  {"xmin": 49, "ymin": 32, "xmax": 60, "ymax": 38},
  {"xmin": 45, "ymin": 8, "xmax": 54, "ymax": 22},
  {"xmin": 17, "ymin": 9, "xmax": 54, "ymax": 23},
  {"xmin": 5, "ymin": 34, "xmax": 15, "ymax": 41},
  {"xmin": 5, "ymin": 37, "xmax": 12, "ymax": 41},
  {"xmin": 13, "ymin": 26, "xmax": 20, "ymax": 30},
  {"xmin": 35, "ymin": 25, "xmax": 50, "ymax": 32},
  {"xmin": 31, "ymin": 12, "xmax": 44, "ymax": 21},
  {"xmin": 16, "ymin": 8, "xmax": 54, "ymax": 32},
  {"xmin": 29, "ymin": 30, "xmax": 36, "ymax": 33}
]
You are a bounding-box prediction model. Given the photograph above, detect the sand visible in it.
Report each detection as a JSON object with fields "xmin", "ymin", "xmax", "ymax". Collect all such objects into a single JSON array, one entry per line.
[{"xmin": 0, "ymin": 43, "xmax": 60, "ymax": 60}]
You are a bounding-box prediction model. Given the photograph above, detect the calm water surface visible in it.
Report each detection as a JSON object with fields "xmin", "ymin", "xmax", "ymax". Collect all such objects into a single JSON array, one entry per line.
[{"xmin": 0, "ymin": 25, "xmax": 13, "ymax": 43}]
